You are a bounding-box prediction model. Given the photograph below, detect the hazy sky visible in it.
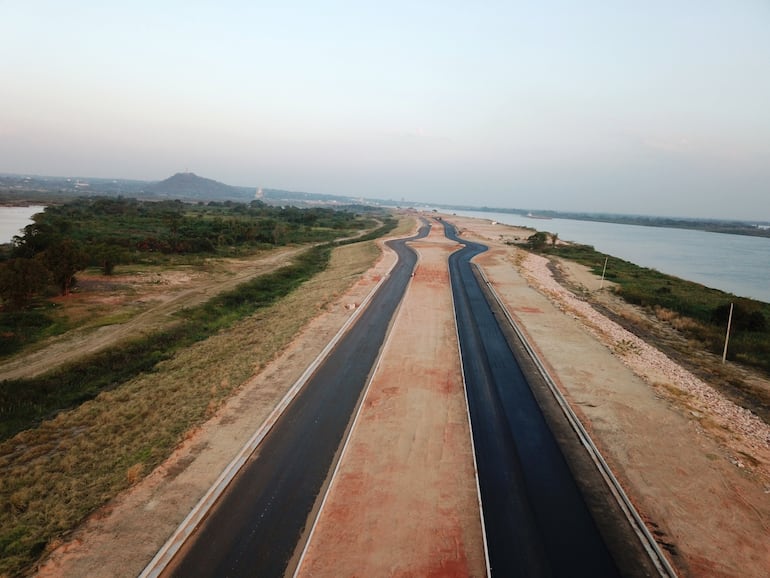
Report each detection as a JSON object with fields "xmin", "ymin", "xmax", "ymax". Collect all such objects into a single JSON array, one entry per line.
[{"xmin": 2, "ymin": 1, "xmax": 769, "ymax": 220}]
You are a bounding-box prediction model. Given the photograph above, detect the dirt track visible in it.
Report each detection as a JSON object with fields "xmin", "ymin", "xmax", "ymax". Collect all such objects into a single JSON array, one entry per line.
[{"xmin": 0, "ymin": 247, "xmax": 303, "ymax": 381}]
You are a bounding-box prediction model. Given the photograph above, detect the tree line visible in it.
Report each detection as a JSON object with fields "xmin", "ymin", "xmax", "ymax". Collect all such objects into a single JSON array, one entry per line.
[{"xmin": 0, "ymin": 197, "xmax": 373, "ymax": 312}]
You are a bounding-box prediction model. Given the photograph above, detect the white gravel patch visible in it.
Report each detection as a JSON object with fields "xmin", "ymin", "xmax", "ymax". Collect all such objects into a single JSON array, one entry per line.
[{"xmin": 520, "ymin": 252, "xmax": 770, "ymax": 470}]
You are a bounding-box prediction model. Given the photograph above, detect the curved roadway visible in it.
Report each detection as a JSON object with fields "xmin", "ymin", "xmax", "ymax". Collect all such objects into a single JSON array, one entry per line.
[
  {"xmin": 445, "ymin": 220, "xmax": 620, "ymax": 577},
  {"xmin": 158, "ymin": 219, "xmax": 638, "ymax": 577},
  {"xmin": 161, "ymin": 223, "xmax": 429, "ymax": 578}
]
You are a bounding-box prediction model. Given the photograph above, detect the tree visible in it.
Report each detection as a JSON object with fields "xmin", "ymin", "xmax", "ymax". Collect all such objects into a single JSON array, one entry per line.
[
  {"xmin": 272, "ymin": 221, "xmax": 288, "ymax": 245},
  {"xmin": 0, "ymin": 258, "xmax": 50, "ymax": 309},
  {"xmin": 41, "ymin": 239, "xmax": 89, "ymax": 295},
  {"xmin": 527, "ymin": 231, "xmax": 549, "ymax": 250},
  {"xmin": 92, "ymin": 244, "xmax": 124, "ymax": 275},
  {"xmin": 12, "ymin": 221, "xmax": 56, "ymax": 258}
]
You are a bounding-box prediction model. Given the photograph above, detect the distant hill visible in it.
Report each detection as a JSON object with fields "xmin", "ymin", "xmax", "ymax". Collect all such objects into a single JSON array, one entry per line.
[
  {"xmin": 0, "ymin": 172, "xmax": 396, "ymax": 208},
  {"xmin": 145, "ymin": 172, "xmax": 253, "ymax": 201}
]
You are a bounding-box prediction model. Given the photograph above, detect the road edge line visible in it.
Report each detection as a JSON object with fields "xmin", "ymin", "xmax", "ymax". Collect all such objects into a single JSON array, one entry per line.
[{"xmin": 448, "ymin": 242, "xmax": 493, "ymax": 578}]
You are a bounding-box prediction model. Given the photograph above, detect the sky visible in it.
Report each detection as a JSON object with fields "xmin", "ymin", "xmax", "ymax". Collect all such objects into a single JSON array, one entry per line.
[{"xmin": 2, "ymin": 1, "xmax": 769, "ymax": 220}]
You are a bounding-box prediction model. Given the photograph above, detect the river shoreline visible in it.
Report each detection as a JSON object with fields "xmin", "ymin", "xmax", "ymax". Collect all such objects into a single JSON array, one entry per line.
[
  {"xmin": 452, "ymin": 209, "xmax": 770, "ymax": 303},
  {"xmin": 0, "ymin": 205, "xmax": 46, "ymax": 244}
]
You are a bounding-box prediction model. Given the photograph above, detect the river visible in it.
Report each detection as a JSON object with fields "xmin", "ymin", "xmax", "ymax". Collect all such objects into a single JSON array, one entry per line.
[
  {"xmin": 452, "ymin": 210, "xmax": 770, "ymax": 303},
  {"xmin": 0, "ymin": 206, "xmax": 45, "ymax": 244}
]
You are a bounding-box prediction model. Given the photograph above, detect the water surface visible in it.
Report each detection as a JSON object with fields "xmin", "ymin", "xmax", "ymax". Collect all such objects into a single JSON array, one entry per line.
[
  {"xmin": 453, "ymin": 210, "xmax": 770, "ymax": 303},
  {"xmin": 0, "ymin": 206, "xmax": 45, "ymax": 244}
]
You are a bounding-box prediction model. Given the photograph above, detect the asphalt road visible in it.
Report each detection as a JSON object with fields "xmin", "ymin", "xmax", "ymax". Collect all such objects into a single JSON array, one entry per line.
[
  {"xmin": 444, "ymin": 220, "xmax": 620, "ymax": 577},
  {"xmin": 161, "ymin": 223, "xmax": 429, "ymax": 578}
]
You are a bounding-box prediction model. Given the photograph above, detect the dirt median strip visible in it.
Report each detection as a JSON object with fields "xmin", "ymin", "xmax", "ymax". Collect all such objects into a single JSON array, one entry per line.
[{"xmin": 295, "ymin": 222, "xmax": 486, "ymax": 577}]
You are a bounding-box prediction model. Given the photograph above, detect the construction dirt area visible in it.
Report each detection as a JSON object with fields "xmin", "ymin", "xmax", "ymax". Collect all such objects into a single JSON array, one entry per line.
[
  {"xmin": 0, "ymin": 246, "xmax": 304, "ymax": 382},
  {"xmin": 35, "ymin": 215, "xmax": 770, "ymax": 577}
]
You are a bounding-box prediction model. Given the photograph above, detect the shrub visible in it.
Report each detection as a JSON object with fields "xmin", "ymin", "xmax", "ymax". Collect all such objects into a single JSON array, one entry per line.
[
  {"xmin": 527, "ymin": 231, "xmax": 549, "ymax": 250},
  {"xmin": 711, "ymin": 301, "xmax": 767, "ymax": 332}
]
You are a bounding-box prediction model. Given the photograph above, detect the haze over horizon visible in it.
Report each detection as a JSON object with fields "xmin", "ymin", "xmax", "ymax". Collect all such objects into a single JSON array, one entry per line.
[{"xmin": 3, "ymin": 1, "xmax": 769, "ymax": 221}]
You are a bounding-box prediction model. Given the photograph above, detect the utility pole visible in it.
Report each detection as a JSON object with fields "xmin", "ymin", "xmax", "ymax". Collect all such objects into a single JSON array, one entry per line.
[
  {"xmin": 722, "ymin": 302, "xmax": 734, "ymax": 363},
  {"xmin": 599, "ymin": 256, "xmax": 608, "ymax": 290}
]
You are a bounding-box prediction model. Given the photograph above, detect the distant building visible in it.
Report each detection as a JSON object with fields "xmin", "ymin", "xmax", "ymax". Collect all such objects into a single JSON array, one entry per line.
[{"xmin": 255, "ymin": 187, "xmax": 264, "ymax": 200}]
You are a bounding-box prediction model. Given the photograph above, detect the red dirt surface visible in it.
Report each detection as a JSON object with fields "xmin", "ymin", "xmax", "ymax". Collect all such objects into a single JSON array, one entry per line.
[{"xmin": 295, "ymin": 222, "xmax": 487, "ymax": 577}]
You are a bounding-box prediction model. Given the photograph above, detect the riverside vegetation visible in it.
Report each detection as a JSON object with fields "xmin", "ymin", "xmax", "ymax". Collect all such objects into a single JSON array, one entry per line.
[{"xmin": 0, "ymin": 197, "xmax": 399, "ymax": 576}]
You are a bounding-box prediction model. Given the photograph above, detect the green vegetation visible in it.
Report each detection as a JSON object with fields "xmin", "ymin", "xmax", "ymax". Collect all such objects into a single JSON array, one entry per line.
[
  {"xmin": 11, "ymin": 197, "xmax": 371, "ymax": 260},
  {"xmin": 0, "ymin": 188, "xmax": 404, "ymax": 578},
  {"xmin": 543, "ymin": 243, "xmax": 770, "ymax": 373},
  {"xmin": 0, "ymin": 197, "xmax": 377, "ymax": 355},
  {"xmin": 336, "ymin": 216, "xmax": 398, "ymax": 245},
  {"xmin": 0, "ymin": 198, "xmax": 395, "ymax": 439},
  {"xmin": 526, "ymin": 231, "xmax": 549, "ymax": 250}
]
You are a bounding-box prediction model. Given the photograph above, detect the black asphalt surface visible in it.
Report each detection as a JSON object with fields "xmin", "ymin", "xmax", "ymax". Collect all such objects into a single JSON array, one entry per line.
[
  {"xmin": 163, "ymin": 224, "xmax": 429, "ymax": 578},
  {"xmin": 444, "ymin": 220, "xmax": 620, "ymax": 577}
]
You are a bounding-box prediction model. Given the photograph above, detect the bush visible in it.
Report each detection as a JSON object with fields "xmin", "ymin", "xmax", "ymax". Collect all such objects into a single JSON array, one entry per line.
[
  {"xmin": 711, "ymin": 301, "xmax": 766, "ymax": 332},
  {"xmin": 527, "ymin": 231, "xmax": 549, "ymax": 250}
]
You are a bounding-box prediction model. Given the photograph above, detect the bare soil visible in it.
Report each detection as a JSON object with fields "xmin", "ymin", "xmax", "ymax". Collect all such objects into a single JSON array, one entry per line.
[
  {"xmin": 30, "ymin": 214, "xmax": 770, "ymax": 577},
  {"xmin": 0, "ymin": 247, "xmax": 304, "ymax": 381}
]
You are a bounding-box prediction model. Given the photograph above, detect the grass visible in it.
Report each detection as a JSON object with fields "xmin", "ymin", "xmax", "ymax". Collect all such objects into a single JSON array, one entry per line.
[
  {"xmin": 385, "ymin": 215, "xmax": 419, "ymax": 238},
  {"xmin": 0, "ymin": 226, "xmax": 395, "ymax": 577},
  {"xmin": 0, "ymin": 307, "xmax": 67, "ymax": 358},
  {"xmin": 335, "ymin": 216, "xmax": 398, "ymax": 245}
]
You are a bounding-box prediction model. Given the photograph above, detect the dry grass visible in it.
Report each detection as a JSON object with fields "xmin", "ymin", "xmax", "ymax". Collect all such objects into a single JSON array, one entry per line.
[
  {"xmin": 613, "ymin": 338, "xmax": 641, "ymax": 356},
  {"xmin": 0, "ymin": 238, "xmax": 383, "ymax": 578},
  {"xmin": 389, "ymin": 214, "xmax": 419, "ymax": 237},
  {"xmin": 653, "ymin": 305, "xmax": 705, "ymax": 333}
]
